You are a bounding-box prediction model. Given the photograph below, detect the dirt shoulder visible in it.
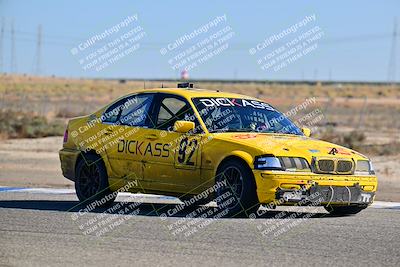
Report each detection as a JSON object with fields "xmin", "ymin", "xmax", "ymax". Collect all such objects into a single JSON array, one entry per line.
[
  {"xmin": 0, "ymin": 137, "xmax": 73, "ymax": 188},
  {"xmin": 0, "ymin": 137, "xmax": 398, "ymax": 201},
  {"xmin": 369, "ymin": 154, "xmax": 400, "ymax": 202}
]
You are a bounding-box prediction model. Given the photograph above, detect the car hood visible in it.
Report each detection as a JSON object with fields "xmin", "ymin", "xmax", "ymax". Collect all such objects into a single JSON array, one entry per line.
[{"xmin": 211, "ymin": 132, "xmax": 368, "ymax": 161}]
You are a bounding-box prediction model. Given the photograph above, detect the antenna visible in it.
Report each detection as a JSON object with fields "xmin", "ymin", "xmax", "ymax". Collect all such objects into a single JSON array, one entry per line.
[
  {"xmin": 388, "ymin": 18, "xmax": 398, "ymax": 84},
  {"xmin": 10, "ymin": 19, "xmax": 16, "ymax": 73},
  {"xmin": 34, "ymin": 24, "xmax": 42, "ymax": 75},
  {"xmin": 0, "ymin": 17, "xmax": 4, "ymax": 73}
]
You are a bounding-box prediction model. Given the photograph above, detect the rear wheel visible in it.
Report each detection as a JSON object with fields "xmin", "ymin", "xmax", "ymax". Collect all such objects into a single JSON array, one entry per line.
[
  {"xmin": 75, "ymin": 154, "xmax": 116, "ymax": 208},
  {"xmin": 325, "ymin": 205, "xmax": 367, "ymax": 216},
  {"xmin": 215, "ymin": 159, "xmax": 259, "ymax": 218}
]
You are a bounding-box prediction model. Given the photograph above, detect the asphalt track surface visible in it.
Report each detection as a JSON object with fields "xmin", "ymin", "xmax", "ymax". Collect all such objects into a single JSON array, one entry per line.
[{"xmin": 0, "ymin": 188, "xmax": 399, "ymax": 267}]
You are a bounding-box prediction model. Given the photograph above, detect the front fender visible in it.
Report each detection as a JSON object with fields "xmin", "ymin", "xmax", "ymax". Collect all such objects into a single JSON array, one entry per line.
[
  {"xmin": 214, "ymin": 150, "xmax": 254, "ymax": 174},
  {"xmin": 228, "ymin": 150, "xmax": 254, "ymax": 168}
]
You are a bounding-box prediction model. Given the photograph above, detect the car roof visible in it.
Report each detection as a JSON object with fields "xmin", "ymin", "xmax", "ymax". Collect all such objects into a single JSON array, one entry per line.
[{"xmin": 129, "ymin": 88, "xmax": 260, "ymax": 100}]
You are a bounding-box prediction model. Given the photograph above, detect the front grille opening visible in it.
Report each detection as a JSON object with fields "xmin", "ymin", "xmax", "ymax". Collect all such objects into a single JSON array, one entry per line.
[
  {"xmin": 317, "ymin": 159, "xmax": 335, "ymax": 172},
  {"xmin": 337, "ymin": 160, "xmax": 353, "ymax": 173}
]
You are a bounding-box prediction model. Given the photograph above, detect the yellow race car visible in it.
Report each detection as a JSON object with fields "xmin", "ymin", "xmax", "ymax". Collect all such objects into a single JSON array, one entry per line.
[{"xmin": 59, "ymin": 83, "xmax": 377, "ymax": 217}]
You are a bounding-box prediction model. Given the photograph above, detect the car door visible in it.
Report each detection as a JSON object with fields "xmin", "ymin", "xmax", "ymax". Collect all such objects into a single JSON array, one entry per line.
[
  {"xmin": 143, "ymin": 93, "xmax": 203, "ymax": 194},
  {"xmin": 100, "ymin": 93, "xmax": 155, "ymax": 189}
]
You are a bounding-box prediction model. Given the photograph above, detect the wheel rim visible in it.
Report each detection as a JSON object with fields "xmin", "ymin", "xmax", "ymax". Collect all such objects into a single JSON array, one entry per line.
[
  {"xmin": 78, "ymin": 162, "xmax": 100, "ymax": 199},
  {"xmin": 218, "ymin": 166, "xmax": 243, "ymax": 209}
]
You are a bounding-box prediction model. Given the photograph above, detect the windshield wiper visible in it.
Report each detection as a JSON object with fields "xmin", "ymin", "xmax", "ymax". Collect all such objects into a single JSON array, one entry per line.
[
  {"xmin": 226, "ymin": 128, "xmax": 256, "ymax": 132},
  {"xmin": 208, "ymin": 127, "xmax": 293, "ymax": 134},
  {"xmin": 208, "ymin": 128, "xmax": 255, "ymax": 133}
]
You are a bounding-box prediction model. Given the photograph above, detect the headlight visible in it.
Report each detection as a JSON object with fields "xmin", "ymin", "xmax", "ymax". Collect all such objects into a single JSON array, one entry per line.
[
  {"xmin": 369, "ymin": 161, "xmax": 375, "ymax": 175},
  {"xmin": 254, "ymin": 156, "xmax": 283, "ymax": 170},
  {"xmin": 355, "ymin": 160, "xmax": 375, "ymax": 175}
]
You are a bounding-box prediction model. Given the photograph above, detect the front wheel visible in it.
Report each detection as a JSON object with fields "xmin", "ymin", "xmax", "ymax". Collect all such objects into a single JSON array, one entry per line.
[
  {"xmin": 75, "ymin": 154, "xmax": 116, "ymax": 208},
  {"xmin": 324, "ymin": 205, "xmax": 367, "ymax": 216},
  {"xmin": 215, "ymin": 159, "xmax": 259, "ymax": 218}
]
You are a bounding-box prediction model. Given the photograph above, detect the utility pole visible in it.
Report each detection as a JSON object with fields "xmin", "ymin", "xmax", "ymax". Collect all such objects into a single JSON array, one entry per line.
[
  {"xmin": 329, "ymin": 68, "xmax": 332, "ymax": 82},
  {"xmin": 388, "ymin": 18, "xmax": 398, "ymax": 84},
  {"xmin": 0, "ymin": 18, "xmax": 4, "ymax": 73},
  {"xmin": 34, "ymin": 24, "xmax": 42, "ymax": 75},
  {"xmin": 313, "ymin": 68, "xmax": 318, "ymax": 81},
  {"xmin": 10, "ymin": 20, "xmax": 16, "ymax": 73}
]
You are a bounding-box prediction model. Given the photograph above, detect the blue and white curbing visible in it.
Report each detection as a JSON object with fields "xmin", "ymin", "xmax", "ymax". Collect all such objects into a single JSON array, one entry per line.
[{"xmin": 0, "ymin": 186, "xmax": 399, "ymax": 210}]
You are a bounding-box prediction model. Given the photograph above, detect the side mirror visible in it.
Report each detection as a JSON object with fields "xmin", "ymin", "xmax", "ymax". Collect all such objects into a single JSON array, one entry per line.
[
  {"xmin": 301, "ymin": 127, "xmax": 311, "ymax": 137},
  {"xmin": 174, "ymin": 120, "xmax": 195, "ymax": 133}
]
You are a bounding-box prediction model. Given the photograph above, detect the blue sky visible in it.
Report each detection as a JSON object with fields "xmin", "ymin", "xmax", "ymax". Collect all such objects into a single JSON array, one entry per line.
[{"xmin": 0, "ymin": 0, "xmax": 399, "ymax": 81}]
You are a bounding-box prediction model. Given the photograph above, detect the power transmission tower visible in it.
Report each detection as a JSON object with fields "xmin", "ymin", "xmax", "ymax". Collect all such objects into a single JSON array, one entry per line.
[
  {"xmin": 388, "ymin": 18, "xmax": 398, "ymax": 83},
  {"xmin": 10, "ymin": 20, "xmax": 16, "ymax": 73},
  {"xmin": 0, "ymin": 18, "xmax": 4, "ymax": 73},
  {"xmin": 34, "ymin": 24, "xmax": 42, "ymax": 75}
]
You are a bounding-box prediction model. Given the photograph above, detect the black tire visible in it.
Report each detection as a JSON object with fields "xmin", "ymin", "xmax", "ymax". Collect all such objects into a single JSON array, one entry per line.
[
  {"xmin": 75, "ymin": 154, "xmax": 116, "ymax": 208},
  {"xmin": 324, "ymin": 205, "xmax": 367, "ymax": 216},
  {"xmin": 215, "ymin": 159, "xmax": 259, "ymax": 218}
]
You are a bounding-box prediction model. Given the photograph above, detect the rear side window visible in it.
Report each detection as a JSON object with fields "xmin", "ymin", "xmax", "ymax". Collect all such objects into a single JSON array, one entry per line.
[
  {"xmin": 102, "ymin": 94, "xmax": 154, "ymax": 127},
  {"xmin": 119, "ymin": 95, "xmax": 154, "ymax": 127},
  {"xmin": 102, "ymin": 101, "xmax": 122, "ymax": 123}
]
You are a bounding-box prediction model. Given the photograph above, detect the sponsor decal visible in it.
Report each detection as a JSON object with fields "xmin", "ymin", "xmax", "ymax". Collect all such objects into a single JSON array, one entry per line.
[
  {"xmin": 327, "ymin": 147, "xmax": 351, "ymax": 156},
  {"xmin": 198, "ymin": 98, "xmax": 275, "ymax": 111},
  {"xmin": 328, "ymin": 147, "xmax": 338, "ymax": 155},
  {"xmin": 232, "ymin": 133, "xmax": 258, "ymax": 139},
  {"xmin": 117, "ymin": 139, "xmax": 170, "ymax": 157}
]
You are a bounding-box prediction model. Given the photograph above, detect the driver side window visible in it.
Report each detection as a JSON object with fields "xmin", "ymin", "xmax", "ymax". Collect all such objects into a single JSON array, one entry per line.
[{"xmin": 156, "ymin": 96, "xmax": 197, "ymax": 131}]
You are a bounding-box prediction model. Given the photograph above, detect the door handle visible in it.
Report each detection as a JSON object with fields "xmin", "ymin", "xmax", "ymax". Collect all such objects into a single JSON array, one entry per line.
[
  {"xmin": 144, "ymin": 134, "xmax": 158, "ymax": 140},
  {"xmin": 104, "ymin": 129, "xmax": 114, "ymax": 135}
]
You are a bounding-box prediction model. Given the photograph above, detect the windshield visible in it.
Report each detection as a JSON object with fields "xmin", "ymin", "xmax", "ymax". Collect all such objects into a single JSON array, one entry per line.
[{"xmin": 192, "ymin": 97, "xmax": 303, "ymax": 135}]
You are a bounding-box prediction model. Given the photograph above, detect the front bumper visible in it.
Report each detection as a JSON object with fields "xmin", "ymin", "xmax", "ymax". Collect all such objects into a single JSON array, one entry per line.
[
  {"xmin": 276, "ymin": 184, "xmax": 375, "ymax": 206},
  {"xmin": 253, "ymin": 170, "xmax": 377, "ymax": 205}
]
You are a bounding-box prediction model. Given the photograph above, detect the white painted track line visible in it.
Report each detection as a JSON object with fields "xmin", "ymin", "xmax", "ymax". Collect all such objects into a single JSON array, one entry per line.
[{"xmin": 0, "ymin": 186, "xmax": 399, "ymax": 209}]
